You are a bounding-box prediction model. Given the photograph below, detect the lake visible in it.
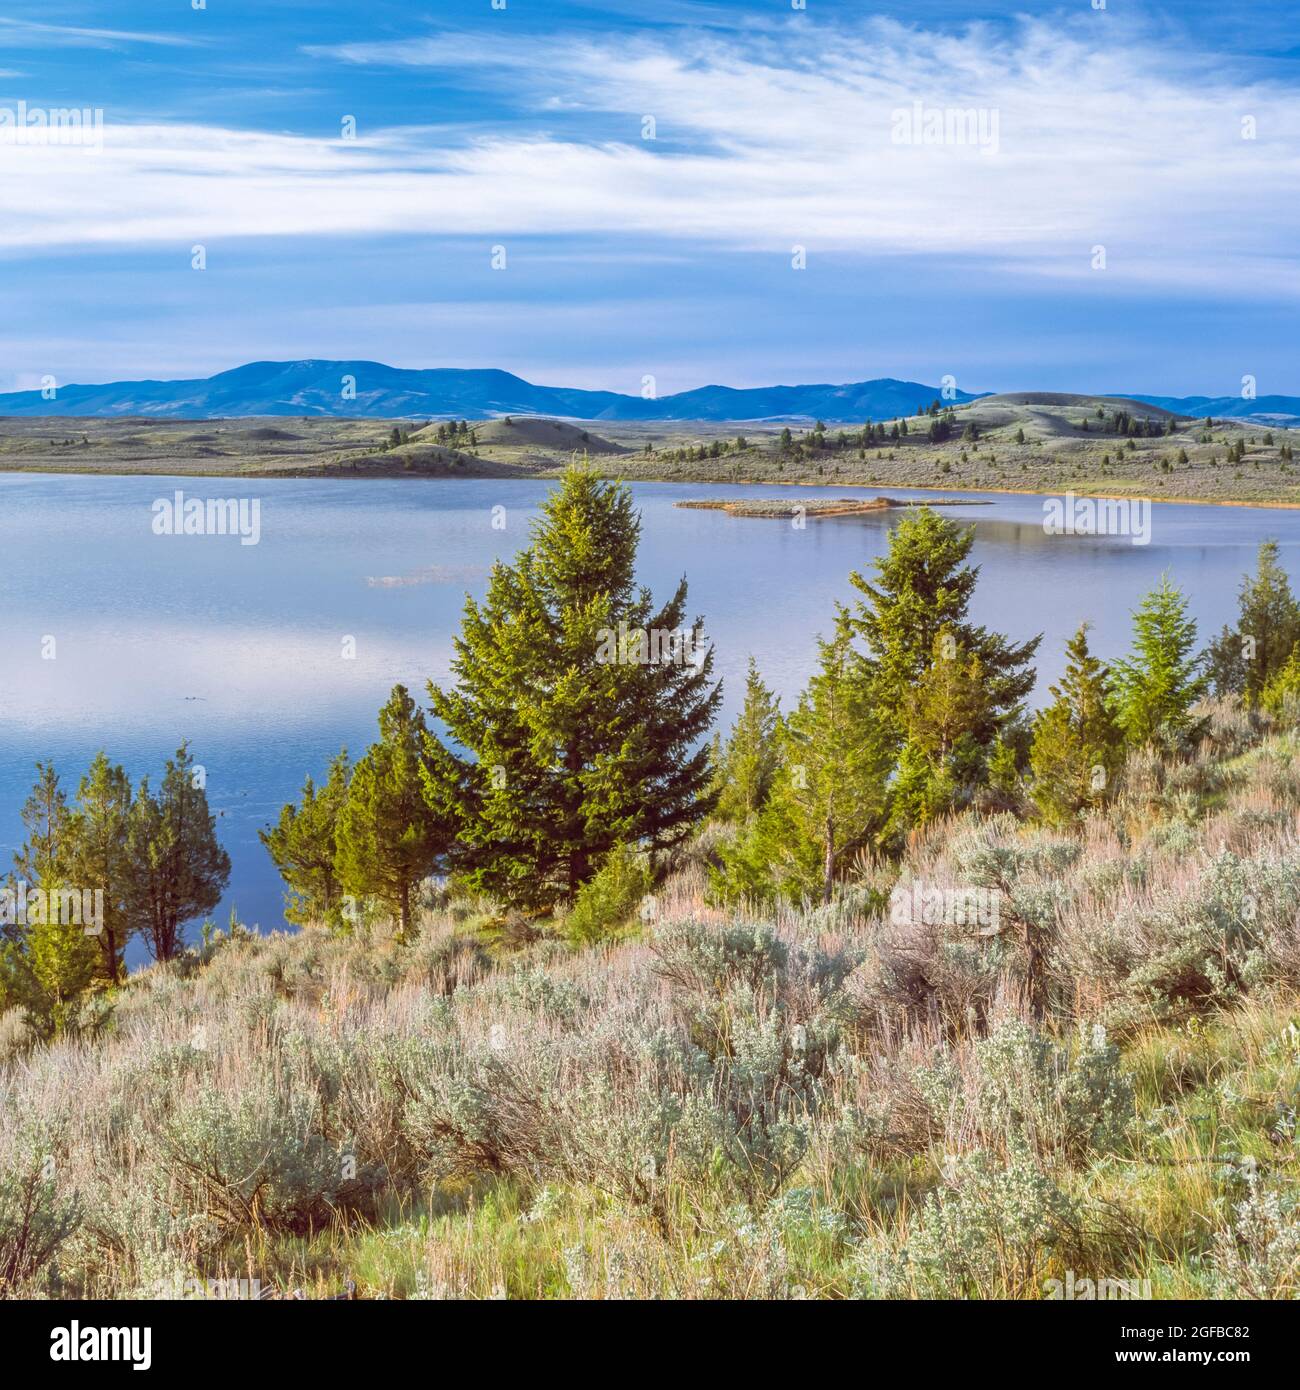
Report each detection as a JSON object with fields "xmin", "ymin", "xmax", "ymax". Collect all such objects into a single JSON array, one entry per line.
[{"xmin": 2, "ymin": 473, "xmax": 1296, "ymax": 950}]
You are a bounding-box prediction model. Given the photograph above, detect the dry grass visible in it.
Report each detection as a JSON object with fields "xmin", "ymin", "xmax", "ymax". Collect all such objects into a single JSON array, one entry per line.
[{"xmin": 4, "ymin": 705, "xmax": 1300, "ymax": 1299}]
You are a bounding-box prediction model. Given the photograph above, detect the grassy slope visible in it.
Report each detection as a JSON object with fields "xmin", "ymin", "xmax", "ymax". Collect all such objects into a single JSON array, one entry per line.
[
  {"xmin": 4, "ymin": 706, "xmax": 1300, "ymax": 1300},
  {"xmin": 2, "ymin": 397, "xmax": 1297, "ymax": 504}
]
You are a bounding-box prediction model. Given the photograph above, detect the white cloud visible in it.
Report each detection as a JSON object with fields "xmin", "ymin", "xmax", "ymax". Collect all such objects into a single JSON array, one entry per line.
[
  {"xmin": 1, "ymin": 17, "xmax": 1297, "ymax": 293},
  {"xmin": 0, "ymin": 18, "xmax": 201, "ymax": 48}
]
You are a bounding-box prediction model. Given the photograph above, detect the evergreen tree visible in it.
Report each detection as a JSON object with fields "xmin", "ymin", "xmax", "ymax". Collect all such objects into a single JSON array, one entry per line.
[
  {"xmin": 1029, "ymin": 624, "xmax": 1123, "ymax": 825},
  {"xmin": 125, "ymin": 744, "xmax": 231, "ymax": 961},
  {"xmin": 67, "ymin": 752, "xmax": 133, "ymax": 983},
  {"xmin": 713, "ymin": 629, "xmax": 890, "ymax": 905},
  {"xmin": 885, "ymin": 629, "xmax": 1003, "ymax": 835},
  {"xmin": 6, "ymin": 765, "xmax": 99, "ymax": 1032},
  {"xmin": 1203, "ymin": 541, "xmax": 1300, "ymax": 702},
  {"xmin": 428, "ymin": 468, "xmax": 721, "ymax": 909},
  {"xmin": 1107, "ymin": 576, "xmax": 1209, "ymax": 745},
  {"xmin": 335, "ymin": 687, "xmax": 451, "ymax": 939},
  {"xmin": 260, "ymin": 750, "xmax": 351, "ymax": 929},
  {"xmin": 1261, "ymin": 644, "xmax": 1300, "ymax": 718},
  {"xmin": 843, "ymin": 509, "xmax": 1039, "ymax": 753},
  {"xmin": 713, "ymin": 658, "xmax": 781, "ymax": 822},
  {"xmin": 24, "ymin": 876, "xmax": 99, "ymax": 1034},
  {"xmin": 12, "ymin": 763, "xmax": 72, "ymax": 885}
]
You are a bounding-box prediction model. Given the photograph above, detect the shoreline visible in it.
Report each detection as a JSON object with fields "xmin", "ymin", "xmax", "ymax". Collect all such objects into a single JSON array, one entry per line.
[{"xmin": 3, "ymin": 461, "xmax": 1300, "ymax": 510}]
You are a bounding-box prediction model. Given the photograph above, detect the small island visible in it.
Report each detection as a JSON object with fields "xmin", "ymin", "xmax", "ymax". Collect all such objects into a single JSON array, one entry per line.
[{"xmin": 675, "ymin": 495, "xmax": 988, "ymax": 519}]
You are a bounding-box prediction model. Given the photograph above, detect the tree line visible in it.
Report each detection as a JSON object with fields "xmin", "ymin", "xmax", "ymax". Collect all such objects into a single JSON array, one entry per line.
[
  {"xmin": 262, "ymin": 469, "xmax": 719, "ymax": 934},
  {"xmin": 11, "ymin": 467, "xmax": 1294, "ymax": 1033},
  {"xmin": 265, "ymin": 467, "xmax": 1300, "ymax": 937},
  {"xmin": 710, "ymin": 525, "xmax": 1299, "ymax": 903},
  {"xmin": 0, "ymin": 745, "xmax": 229, "ymax": 1034}
]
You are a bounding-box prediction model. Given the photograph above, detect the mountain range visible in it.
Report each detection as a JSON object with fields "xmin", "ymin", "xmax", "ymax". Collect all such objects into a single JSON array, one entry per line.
[
  {"xmin": 0, "ymin": 361, "xmax": 981, "ymax": 422},
  {"xmin": 0, "ymin": 360, "xmax": 1293, "ymax": 424}
]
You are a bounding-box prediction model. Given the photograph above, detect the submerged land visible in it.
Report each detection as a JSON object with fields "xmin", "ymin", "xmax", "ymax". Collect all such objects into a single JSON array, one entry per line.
[
  {"xmin": 676, "ymin": 496, "xmax": 988, "ymax": 518},
  {"xmin": 3, "ymin": 392, "xmax": 1298, "ymax": 506}
]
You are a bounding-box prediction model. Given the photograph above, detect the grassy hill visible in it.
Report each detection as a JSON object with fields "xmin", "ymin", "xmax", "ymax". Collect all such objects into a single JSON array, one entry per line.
[
  {"xmin": 4, "ymin": 701, "xmax": 1300, "ymax": 1300},
  {"xmin": 0, "ymin": 398, "xmax": 1296, "ymax": 504}
]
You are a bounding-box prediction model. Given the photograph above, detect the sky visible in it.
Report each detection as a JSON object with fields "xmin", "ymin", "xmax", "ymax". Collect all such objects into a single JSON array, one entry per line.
[{"xmin": 0, "ymin": 1, "xmax": 1297, "ymax": 397}]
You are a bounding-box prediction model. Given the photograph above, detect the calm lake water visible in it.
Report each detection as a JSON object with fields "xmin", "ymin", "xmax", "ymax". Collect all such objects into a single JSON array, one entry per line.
[{"xmin": 2, "ymin": 473, "xmax": 1297, "ymax": 950}]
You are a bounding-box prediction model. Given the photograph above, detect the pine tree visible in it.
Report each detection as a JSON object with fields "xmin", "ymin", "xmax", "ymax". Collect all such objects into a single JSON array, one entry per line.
[
  {"xmin": 429, "ymin": 468, "xmax": 720, "ymax": 908},
  {"xmin": 125, "ymin": 744, "xmax": 231, "ymax": 961},
  {"xmin": 12, "ymin": 763, "xmax": 72, "ymax": 885},
  {"xmin": 713, "ymin": 658, "xmax": 781, "ymax": 822},
  {"xmin": 7, "ymin": 765, "xmax": 98, "ymax": 1031},
  {"xmin": 1108, "ymin": 576, "xmax": 1209, "ymax": 745},
  {"xmin": 335, "ymin": 687, "xmax": 451, "ymax": 939},
  {"xmin": 1204, "ymin": 541, "xmax": 1300, "ymax": 702},
  {"xmin": 67, "ymin": 752, "xmax": 133, "ymax": 983},
  {"xmin": 1029, "ymin": 624, "xmax": 1123, "ymax": 825},
  {"xmin": 260, "ymin": 750, "xmax": 351, "ymax": 929},
  {"xmin": 1261, "ymin": 644, "xmax": 1300, "ymax": 718},
  {"xmin": 885, "ymin": 629, "xmax": 1002, "ymax": 834},
  {"xmin": 843, "ymin": 509, "xmax": 1040, "ymax": 753},
  {"xmin": 25, "ymin": 876, "xmax": 99, "ymax": 1034},
  {"xmin": 714, "ymin": 629, "xmax": 889, "ymax": 905}
]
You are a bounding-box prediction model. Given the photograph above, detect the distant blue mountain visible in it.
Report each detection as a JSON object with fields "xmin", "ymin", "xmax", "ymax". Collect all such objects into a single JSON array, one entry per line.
[
  {"xmin": 1127, "ymin": 393, "xmax": 1300, "ymax": 423},
  {"xmin": 0, "ymin": 360, "xmax": 986, "ymax": 422}
]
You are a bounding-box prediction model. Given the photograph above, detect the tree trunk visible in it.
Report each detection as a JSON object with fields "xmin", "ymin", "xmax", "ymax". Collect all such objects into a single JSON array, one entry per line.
[
  {"xmin": 103, "ymin": 924, "xmax": 120, "ymax": 985},
  {"xmin": 822, "ymin": 818, "xmax": 835, "ymax": 906}
]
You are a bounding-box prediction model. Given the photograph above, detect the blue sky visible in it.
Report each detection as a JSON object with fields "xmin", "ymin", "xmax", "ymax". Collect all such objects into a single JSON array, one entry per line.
[{"xmin": 0, "ymin": 1, "xmax": 1297, "ymax": 396}]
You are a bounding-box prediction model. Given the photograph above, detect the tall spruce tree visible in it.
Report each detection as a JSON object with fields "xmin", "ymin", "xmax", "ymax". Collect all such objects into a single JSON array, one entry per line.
[
  {"xmin": 261, "ymin": 750, "xmax": 351, "ymax": 929},
  {"xmin": 12, "ymin": 763, "xmax": 72, "ymax": 885},
  {"xmin": 712, "ymin": 629, "xmax": 890, "ymax": 906},
  {"xmin": 67, "ymin": 752, "xmax": 134, "ymax": 983},
  {"xmin": 125, "ymin": 744, "xmax": 231, "ymax": 961},
  {"xmin": 428, "ymin": 468, "xmax": 721, "ymax": 908},
  {"xmin": 885, "ymin": 629, "xmax": 1003, "ymax": 835},
  {"xmin": 1108, "ymin": 576, "xmax": 1209, "ymax": 745},
  {"xmin": 843, "ymin": 508, "xmax": 1039, "ymax": 837},
  {"xmin": 843, "ymin": 508, "xmax": 1040, "ymax": 748},
  {"xmin": 1029, "ymin": 624, "xmax": 1123, "ymax": 825},
  {"xmin": 713, "ymin": 657, "xmax": 782, "ymax": 822},
  {"xmin": 24, "ymin": 874, "xmax": 99, "ymax": 1034},
  {"xmin": 335, "ymin": 688, "xmax": 451, "ymax": 939},
  {"xmin": 1204, "ymin": 541, "xmax": 1300, "ymax": 702},
  {"xmin": 7, "ymin": 765, "xmax": 97, "ymax": 1032}
]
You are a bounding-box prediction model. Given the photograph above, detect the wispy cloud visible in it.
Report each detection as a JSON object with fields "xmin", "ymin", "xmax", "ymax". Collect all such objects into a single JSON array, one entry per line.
[
  {"xmin": 0, "ymin": 17, "xmax": 201, "ymax": 49},
  {"xmin": 2, "ymin": 16, "xmax": 1297, "ymax": 296}
]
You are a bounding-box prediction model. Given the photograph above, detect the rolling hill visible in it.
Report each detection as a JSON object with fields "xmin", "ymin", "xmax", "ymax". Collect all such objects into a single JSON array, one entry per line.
[
  {"xmin": 1126, "ymin": 393, "xmax": 1300, "ymax": 425},
  {"xmin": 0, "ymin": 360, "xmax": 986, "ymax": 423}
]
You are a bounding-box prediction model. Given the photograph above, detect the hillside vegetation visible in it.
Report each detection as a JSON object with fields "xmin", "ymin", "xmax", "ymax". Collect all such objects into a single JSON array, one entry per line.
[
  {"xmin": 3, "ymin": 704, "xmax": 1300, "ymax": 1299},
  {"xmin": 5, "ymin": 473, "xmax": 1300, "ymax": 1301},
  {"xmin": 1, "ymin": 395, "xmax": 1296, "ymax": 504}
]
